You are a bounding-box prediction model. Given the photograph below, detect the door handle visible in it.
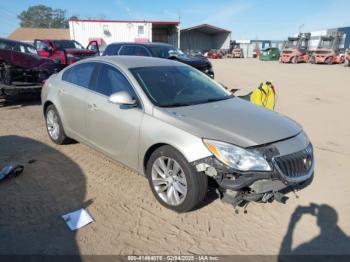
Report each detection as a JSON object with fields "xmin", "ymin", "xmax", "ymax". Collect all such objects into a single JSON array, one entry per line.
[{"xmin": 88, "ymin": 103, "xmax": 98, "ymax": 112}]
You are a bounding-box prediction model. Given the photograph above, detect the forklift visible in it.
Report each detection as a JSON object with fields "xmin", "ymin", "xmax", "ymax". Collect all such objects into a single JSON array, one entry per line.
[
  {"xmin": 309, "ymin": 32, "xmax": 345, "ymax": 65},
  {"xmin": 280, "ymin": 33, "xmax": 311, "ymax": 64}
]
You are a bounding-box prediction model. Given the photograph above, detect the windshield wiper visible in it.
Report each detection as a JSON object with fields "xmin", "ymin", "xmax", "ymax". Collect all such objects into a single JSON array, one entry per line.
[
  {"xmin": 198, "ymin": 96, "xmax": 233, "ymax": 104},
  {"xmin": 161, "ymin": 102, "xmax": 191, "ymax": 108}
]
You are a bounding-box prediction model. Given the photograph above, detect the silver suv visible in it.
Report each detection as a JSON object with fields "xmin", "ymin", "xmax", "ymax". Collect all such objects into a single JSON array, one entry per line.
[{"xmin": 42, "ymin": 56, "xmax": 314, "ymax": 212}]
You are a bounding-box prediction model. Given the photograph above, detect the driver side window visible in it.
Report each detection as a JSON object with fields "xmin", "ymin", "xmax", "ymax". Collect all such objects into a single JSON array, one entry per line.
[{"xmin": 94, "ymin": 64, "xmax": 136, "ymax": 98}]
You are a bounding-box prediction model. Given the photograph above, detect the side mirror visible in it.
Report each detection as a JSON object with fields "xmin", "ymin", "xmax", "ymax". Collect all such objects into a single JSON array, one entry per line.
[{"xmin": 108, "ymin": 91, "xmax": 137, "ymax": 106}]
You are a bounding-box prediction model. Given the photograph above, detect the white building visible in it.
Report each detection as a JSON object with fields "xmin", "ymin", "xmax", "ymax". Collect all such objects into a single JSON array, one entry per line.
[{"xmin": 69, "ymin": 19, "xmax": 180, "ymax": 51}]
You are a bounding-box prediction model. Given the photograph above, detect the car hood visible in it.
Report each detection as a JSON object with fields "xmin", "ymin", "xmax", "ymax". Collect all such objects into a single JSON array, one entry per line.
[
  {"xmin": 153, "ymin": 98, "xmax": 302, "ymax": 148},
  {"xmin": 173, "ymin": 55, "xmax": 210, "ymax": 68}
]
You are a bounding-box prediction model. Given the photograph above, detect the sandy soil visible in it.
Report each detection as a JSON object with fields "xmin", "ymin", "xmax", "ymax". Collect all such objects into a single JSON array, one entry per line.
[{"xmin": 0, "ymin": 59, "xmax": 350, "ymax": 256}]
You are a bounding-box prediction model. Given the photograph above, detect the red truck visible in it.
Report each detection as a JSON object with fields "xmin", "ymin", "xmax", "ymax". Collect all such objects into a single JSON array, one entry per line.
[
  {"xmin": 309, "ymin": 32, "xmax": 345, "ymax": 65},
  {"xmin": 280, "ymin": 33, "xmax": 311, "ymax": 64},
  {"xmin": 33, "ymin": 39, "xmax": 99, "ymax": 66}
]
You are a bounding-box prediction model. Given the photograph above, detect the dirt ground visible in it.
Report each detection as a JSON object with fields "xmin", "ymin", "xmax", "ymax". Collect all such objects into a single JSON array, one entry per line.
[{"xmin": 1, "ymin": 59, "xmax": 350, "ymax": 256}]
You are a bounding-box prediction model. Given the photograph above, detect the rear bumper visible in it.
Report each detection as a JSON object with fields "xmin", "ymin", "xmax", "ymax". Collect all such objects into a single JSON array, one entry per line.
[{"xmin": 1, "ymin": 83, "xmax": 42, "ymax": 98}]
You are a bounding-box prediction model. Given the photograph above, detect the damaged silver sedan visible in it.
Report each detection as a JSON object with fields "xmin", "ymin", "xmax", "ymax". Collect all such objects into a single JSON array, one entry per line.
[{"xmin": 42, "ymin": 56, "xmax": 314, "ymax": 212}]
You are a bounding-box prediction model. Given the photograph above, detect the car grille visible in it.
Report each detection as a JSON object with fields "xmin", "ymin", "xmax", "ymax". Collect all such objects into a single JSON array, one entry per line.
[{"xmin": 274, "ymin": 143, "xmax": 313, "ymax": 178}]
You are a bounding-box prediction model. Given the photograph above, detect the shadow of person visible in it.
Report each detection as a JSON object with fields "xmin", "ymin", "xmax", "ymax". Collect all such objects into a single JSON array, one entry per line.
[
  {"xmin": 279, "ymin": 203, "xmax": 350, "ymax": 260},
  {"xmin": 0, "ymin": 135, "xmax": 86, "ymax": 257}
]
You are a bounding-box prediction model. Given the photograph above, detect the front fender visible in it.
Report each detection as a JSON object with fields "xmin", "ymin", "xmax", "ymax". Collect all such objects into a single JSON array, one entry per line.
[{"xmin": 138, "ymin": 114, "xmax": 212, "ymax": 173}]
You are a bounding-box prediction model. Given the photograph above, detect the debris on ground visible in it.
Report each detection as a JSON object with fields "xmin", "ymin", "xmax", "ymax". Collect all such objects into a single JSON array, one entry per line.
[
  {"xmin": 62, "ymin": 208, "xmax": 94, "ymax": 231},
  {"xmin": 0, "ymin": 164, "xmax": 24, "ymax": 181}
]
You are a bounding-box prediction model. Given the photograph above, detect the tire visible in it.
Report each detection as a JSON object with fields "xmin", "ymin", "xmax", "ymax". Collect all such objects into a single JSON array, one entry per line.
[
  {"xmin": 3, "ymin": 66, "xmax": 12, "ymax": 85},
  {"xmin": 344, "ymin": 59, "xmax": 349, "ymax": 67},
  {"xmin": 292, "ymin": 56, "xmax": 298, "ymax": 64},
  {"xmin": 45, "ymin": 104, "xmax": 72, "ymax": 145},
  {"xmin": 146, "ymin": 145, "xmax": 208, "ymax": 212},
  {"xmin": 309, "ymin": 56, "xmax": 315, "ymax": 64}
]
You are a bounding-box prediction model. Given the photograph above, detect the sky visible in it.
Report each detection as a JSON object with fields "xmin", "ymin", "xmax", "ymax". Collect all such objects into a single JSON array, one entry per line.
[{"xmin": 1, "ymin": 0, "xmax": 350, "ymax": 40}]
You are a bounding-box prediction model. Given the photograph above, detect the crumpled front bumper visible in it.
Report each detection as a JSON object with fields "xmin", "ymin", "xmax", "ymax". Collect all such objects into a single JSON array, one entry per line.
[{"xmin": 192, "ymin": 133, "xmax": 314, "ymax": 198}]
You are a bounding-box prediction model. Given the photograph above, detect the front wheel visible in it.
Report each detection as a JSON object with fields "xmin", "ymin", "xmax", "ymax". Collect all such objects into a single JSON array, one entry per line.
[
  {"xmin": 146, "ymin": 145, "xmax": 208, "ymax": 212},
  {"xmin": 292, "ymin": 56, "xmax": 298, "ymax": 64},
  {"xmin": 45, "ymin": 104, "xmax": 72, "ymax": 145},
  {"xmin": 309, "ymin": 56, "xmax": 315, "ymax": 64},
  {"xmin": 325, "ymin": 57, "xmax": 333, "ymax": 65}
]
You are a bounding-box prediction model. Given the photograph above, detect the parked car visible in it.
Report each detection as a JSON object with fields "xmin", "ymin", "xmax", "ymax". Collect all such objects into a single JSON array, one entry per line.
[
  {"xmin": 259, "ymin": 47, "xmax": 280, "ymax": 61},
  {"xmin": 103, "ymin": 42, "xmax": 214, "ymax": 78},
  {"xmin": 206, "ymin": 50, "xmax": 222, "ymax": 59},
  {"xmin": 34, "ymin": 39, "xmax": 99, "ymax": 66},
  {"xmin": 42, "ymin": 56, "xmax": 314, "ymax": 212},
  {"xmin": 0, "ymin": 38, "xmax": 59, "ymax": 98}
]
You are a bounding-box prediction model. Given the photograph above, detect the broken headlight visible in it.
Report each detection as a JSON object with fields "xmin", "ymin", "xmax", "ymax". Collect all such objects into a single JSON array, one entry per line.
[{"xmin": 203, "ymin": 139, "xmax": 271, "ymax": 172}]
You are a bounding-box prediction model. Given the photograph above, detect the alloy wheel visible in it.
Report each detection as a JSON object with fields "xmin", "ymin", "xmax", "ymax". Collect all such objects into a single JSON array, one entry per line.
[
  {"xmin": 46, "ymin": 109, "xmax": 60, "ymax": 140},
  {"xmin": 151, "ymin": 156, "xmax": 188, "ymax": 206}
]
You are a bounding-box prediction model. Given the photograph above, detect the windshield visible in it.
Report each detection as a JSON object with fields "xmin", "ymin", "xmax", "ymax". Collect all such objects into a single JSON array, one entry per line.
[
  {"xmin": 130, "ymin": 66, "xmax": 232, "ymax": 107},
  {"xmin": 54, "ymin": 40, "xmax": 85, "ymax": 49},
  {"xmin": 286, "ymin": 40, "xmax": 298, "ymax": 49},
  {"xmin": 320, "ymin": 39, "xmax": 333, "ymax": 49},
  {"xmin": 148, "ymin": 46, "xmax": 185, "ymax": 58}
]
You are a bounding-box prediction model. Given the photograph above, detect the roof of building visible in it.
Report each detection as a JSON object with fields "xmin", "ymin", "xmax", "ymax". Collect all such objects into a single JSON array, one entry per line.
[
  {"xmin": 69, "ymin": 18, "xmax": 180, "ymax": 25},
  {"xmin": 181, "ymin": 24, "xmax": 231, "ymax": 34},
  {"xmin": 8, "ymin": 28, "xmax": 70, "ymax": 41}
]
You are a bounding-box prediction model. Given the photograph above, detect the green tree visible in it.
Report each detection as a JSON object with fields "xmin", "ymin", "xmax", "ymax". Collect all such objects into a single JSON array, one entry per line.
[{"xmin": 18, "ymin": 5, "xmax": 69, "ymax": 28}]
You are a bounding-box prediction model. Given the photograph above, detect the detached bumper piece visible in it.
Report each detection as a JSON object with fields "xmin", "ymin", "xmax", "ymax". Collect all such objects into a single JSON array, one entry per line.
[{"xmin": 193, "ymin": 143, "xmax": 314, "ymax": 211}]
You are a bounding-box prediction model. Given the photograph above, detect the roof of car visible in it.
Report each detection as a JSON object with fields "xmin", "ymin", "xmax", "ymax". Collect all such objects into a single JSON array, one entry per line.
[
  {"xmin": 109, "ymin": 42, "xmax": 173, "ymax": 48},
  {"xmin": 84, "ymin": 55, "xmax": 185, "ymax": 69},
  {"xmin": 0, "ymin": 37, "xmax": 34, "ymax": 47}
]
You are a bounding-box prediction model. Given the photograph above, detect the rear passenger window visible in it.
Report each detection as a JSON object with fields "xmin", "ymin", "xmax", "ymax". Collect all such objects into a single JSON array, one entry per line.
[
  {"xmin": 62, "ymin": 62, "xmax": 96, "ymax": 88},
  {"xmin": 104, "ymin": 44, "xmax": 121, "ymax": 56},
  {"xmin": 119, "ymin": 45, "xmax": 149, "ymax": 56},
  {"xmin": 94, "ymin": 64, "xmax": 136, "ymax": 97}
]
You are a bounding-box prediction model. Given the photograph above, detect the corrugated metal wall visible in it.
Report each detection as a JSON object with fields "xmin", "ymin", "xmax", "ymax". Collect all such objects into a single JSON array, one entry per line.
[{"xmin": 180, "ymin": 31, "xmax": 231, "ymax": 52}]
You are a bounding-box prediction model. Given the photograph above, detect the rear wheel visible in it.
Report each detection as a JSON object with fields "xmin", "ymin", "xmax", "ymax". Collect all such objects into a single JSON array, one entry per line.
[
  {"xmin": 146, "ymin": 145, "xmax": 208, "ymax": 212},
  {"xmin": 45, "ymin": 104, "xmax": 72, "ymax": 145}
]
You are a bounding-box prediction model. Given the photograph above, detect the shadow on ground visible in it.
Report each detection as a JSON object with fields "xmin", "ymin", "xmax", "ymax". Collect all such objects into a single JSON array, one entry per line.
[
  {"xmin": 279, "ymin": 203, "xmax": 350, "ymax": 261},
  {"xmin": 0, "ymin": 96, "xmax": 41, "ymax": 108},
  {"xmin": 0, "ymin": 135, "xmax": 86, "ymax": 256}
]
